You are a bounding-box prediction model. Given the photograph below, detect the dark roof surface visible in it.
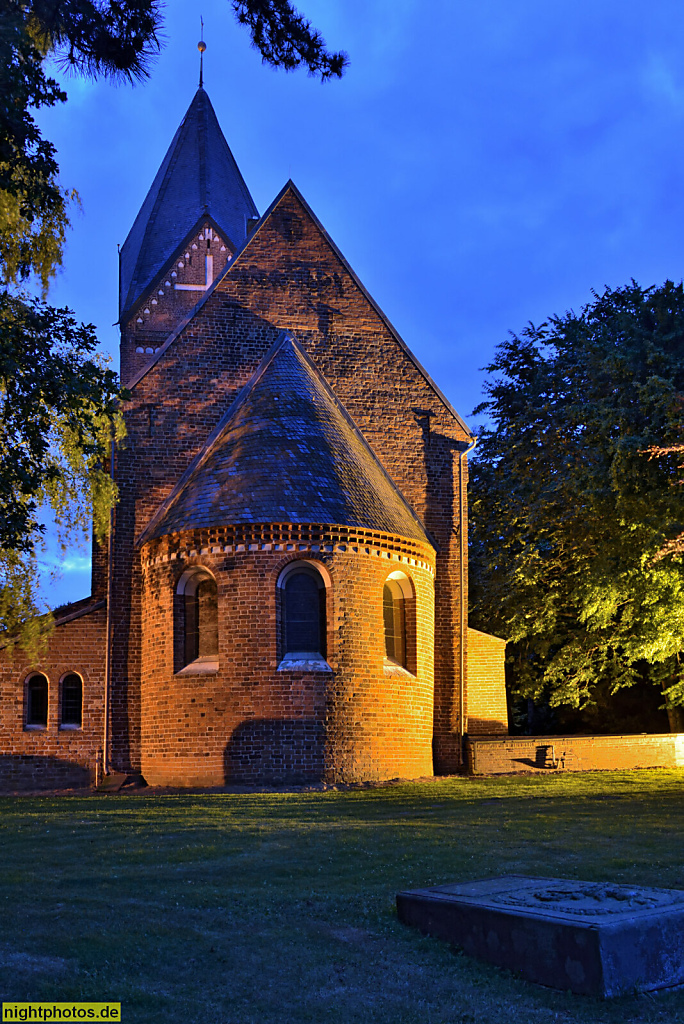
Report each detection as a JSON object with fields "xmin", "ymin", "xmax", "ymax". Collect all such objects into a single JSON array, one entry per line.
[
  {"xmin": 140, "ymin": 334, "xmax": 432, "ymax": 547},
  {"xmin": 119, "ymin": 87, "xmax": 258, "ymax": 318}
]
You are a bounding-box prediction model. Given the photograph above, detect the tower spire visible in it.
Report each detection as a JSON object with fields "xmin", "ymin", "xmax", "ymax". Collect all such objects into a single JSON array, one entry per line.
[
  {"xmin": 198, "ymin": 18, "xmax": 206, "ymax": 88},
  {"xmin": 118, "ymin": 84, "xmax": 259, "ymax": 320}
]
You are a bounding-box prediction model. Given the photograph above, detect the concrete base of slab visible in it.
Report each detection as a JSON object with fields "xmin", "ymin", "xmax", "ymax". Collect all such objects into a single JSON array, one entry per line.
[
  {"xmin": 95, "ymin": 772, "xmax": 129, "ymax": 793},
  {"xmin": 397, "ymin": 875, "xmax": 684, "ymax": 997}
]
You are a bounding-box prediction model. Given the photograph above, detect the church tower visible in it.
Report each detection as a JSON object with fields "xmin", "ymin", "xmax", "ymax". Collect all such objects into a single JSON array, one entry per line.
[{"xmin": 118, "ymin": 87, "xmax": 258, "ymax": 385}]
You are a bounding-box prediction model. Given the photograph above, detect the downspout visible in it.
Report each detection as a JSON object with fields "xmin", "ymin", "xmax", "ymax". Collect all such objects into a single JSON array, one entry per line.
[
  {"xmin": 459, "ymin": 436, "xmax": 477, "ymax": 766},
  {"xmin": 103, "ymin": 421, "xmax": 115, "ymax": 776},
  {"xmin": 103, "ymin": 242, "xmax": 122, "ymax": 778}
]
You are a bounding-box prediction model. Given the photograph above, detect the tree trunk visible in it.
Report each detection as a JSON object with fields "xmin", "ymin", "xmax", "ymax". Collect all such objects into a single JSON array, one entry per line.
[{"xmin": 666, "ymin": 705, "xmax": 684, "ymax": 733}]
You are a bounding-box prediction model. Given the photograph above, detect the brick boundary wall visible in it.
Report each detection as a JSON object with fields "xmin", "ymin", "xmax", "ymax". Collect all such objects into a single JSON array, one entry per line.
[{"xmin": 466, "ymin": 733, "xmax": 684, "ymax": 775}]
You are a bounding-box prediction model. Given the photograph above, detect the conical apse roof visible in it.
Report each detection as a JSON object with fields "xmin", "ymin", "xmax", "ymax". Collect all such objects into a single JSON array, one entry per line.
[
  {"xmin": 139, "ymin": 334, "xmax": 433, "ymax": 547},
  {"xmin": 119, "ymin": 88, "xmax": 258, "ymax": 319}
]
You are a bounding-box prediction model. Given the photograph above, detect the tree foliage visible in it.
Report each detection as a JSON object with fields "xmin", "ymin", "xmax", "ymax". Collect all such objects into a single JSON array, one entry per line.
[
  {"xmin": 232, "ymin": 0, "xmax": 348, "ymax": 79},
  {"xmin": 0, "ymin": 294, "xmax": 124, "ymax": 644},
  {"xmin": 469, "ymin": 281, "xmax": 684, "ymax": 714},
  {"xmin": 0, "ymin": 0, "xmax": 346, "ymax": 645},
  {"xmin": 1, "ymin": 3, "xmax": 69, "ymax": 290},
  {"xmin": 0, "ymin": 1, "xmax": 163, "ymax": 290},
  {"xmin": 0, "ymin": 294, "xmax": 123, "ymax": 550},
  {"xmin": 0, "ymin": 1, "xmax": 150, "ymax": 644}
]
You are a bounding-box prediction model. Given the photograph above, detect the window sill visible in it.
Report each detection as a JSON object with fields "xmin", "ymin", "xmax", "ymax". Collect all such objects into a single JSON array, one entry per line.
[
  {"xmin": 25, "ymin": 724, "xmax": 47, "ymax": 731},
  {"xmin": 176, "ymin": 657, "xmax": 219, "ymax": 676},
  {"xmin": 59, "ymin": 724, "xmax": 82, "ymax": 731},
  {"xmin": 277, "ymin": 653, "xmax": 332, "ymax": 673},
  {"xmin": 383, "ymin": 657, "xmax": 415, "ymax": 678}
]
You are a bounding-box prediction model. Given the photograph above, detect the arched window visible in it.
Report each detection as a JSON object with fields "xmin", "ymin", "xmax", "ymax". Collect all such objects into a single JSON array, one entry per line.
[
  {"xmin": 280, "ymin": 563, "xmax": 327, "ymax": 660},
  {"xmin": 176, "ymin": 568, "xmax": 218, "ymax": 671},
  {"xmin": 383, "ymin": 581, "xmax": 406, "ymax": 667},
  {"xmin": 383, "ymin": 571, "xmax": 415, "ymax": 672},
  {"xmin": 26, "ymin": 673, "xmax": 48, "ymax": 727},
  {"xmin": 61, "ymin": 673, "xmax": 82, "ymax": 727}
]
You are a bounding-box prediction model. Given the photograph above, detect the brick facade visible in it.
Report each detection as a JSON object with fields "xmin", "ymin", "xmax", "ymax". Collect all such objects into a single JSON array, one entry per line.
[
  {"xmin": 0, "ymin": 602, "xmax": 106, "ymax": 789},
  {"xmin": 466, "ymin": 628, "xmax": 508, "ymax": 735},
  {"xmin": 0, "ymin": 88, "xmax": 509, "ymax": 789},
  {"xmin": 139, "ymin": 529, "xmax": 435, "ymax": 785}
]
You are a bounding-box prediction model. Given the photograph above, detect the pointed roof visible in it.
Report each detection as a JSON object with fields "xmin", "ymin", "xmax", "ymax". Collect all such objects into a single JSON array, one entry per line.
[
  {"xmin": 138, "ymin": 333, "xmax": 434, "ymax": 548},
  {"xmin": 119, "ymin": 88, "xmax": 258, "ymax": 319}
]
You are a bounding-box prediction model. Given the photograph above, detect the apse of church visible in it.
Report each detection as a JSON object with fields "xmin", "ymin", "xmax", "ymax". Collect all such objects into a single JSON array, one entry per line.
[{"xmin": 0, "ymin": 86, "xmax": 508, "ymax": 790}]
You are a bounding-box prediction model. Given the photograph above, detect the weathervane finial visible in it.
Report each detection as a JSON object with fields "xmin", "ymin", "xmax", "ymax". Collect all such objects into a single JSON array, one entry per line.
[{"xmin": 198, "ymin": 17, "xmax": 206, "ymax": 88}]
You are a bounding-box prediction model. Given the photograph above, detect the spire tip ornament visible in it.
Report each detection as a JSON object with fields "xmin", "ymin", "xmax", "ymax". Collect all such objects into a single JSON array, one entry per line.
[{"xmin": 198, "ymin": 18, "xmax": 206, "ymax": 87}]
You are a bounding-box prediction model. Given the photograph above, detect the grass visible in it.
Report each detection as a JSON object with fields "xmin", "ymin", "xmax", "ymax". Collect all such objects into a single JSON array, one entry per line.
[{"xmin": 1, "ymin": 769, "xmax": 684, "ymax": 1023}]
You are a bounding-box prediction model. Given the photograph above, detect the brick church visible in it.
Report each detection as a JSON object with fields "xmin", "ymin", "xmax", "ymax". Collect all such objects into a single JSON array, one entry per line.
[{"xmin": 0, "ymin": 86, "xmax": 508, "ymax": 789}]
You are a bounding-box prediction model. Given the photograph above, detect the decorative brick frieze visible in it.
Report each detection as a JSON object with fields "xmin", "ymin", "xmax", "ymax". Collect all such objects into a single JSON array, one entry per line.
[{"xmin": 140, "ymin": 525, "xmax": 435, "ymax": 574}]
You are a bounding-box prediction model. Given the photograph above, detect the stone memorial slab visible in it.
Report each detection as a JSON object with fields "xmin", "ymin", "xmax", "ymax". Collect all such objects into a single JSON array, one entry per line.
[{"xmin": 396, "ymin": 875, "xmax": 684, "ymax": 996}]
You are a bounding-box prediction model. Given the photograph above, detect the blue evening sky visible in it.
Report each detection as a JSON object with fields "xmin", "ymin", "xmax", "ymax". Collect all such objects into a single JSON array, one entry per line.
[{"xmin": 35, "ymin": 0, "xmax": 684, "ymax": 606}]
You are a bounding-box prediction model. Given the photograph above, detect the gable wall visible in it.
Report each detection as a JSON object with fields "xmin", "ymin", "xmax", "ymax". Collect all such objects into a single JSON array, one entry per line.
[{"xmin": 120, "ymin": 219, "xmax": 236, "ymax": 387}]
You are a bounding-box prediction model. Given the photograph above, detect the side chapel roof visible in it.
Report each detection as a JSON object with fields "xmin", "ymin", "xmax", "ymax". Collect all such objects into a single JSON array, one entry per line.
[
  {"xmin": 119, "ymin": 87, "xmax": 258, "ymax": 319},
  {"xmin": 138, "ymin": 333, "xmax": 434, "ymax": 548}
]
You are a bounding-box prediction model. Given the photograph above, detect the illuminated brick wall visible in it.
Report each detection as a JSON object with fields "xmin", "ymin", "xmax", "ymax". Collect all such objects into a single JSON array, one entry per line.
[
  {"xmin": 137, "ymin": 529, "xmax": 436, "ymax": 786},
  {"xmin": 120, "ymin": 219, "xmax": 235, "ymax": 387},
  {"xmin": 0, "ymin": 602, "xmax": 106, "ymax": 790},
  {"xmin": 466, "ymin": 627, "xmax": 508, "ymax": 735}
]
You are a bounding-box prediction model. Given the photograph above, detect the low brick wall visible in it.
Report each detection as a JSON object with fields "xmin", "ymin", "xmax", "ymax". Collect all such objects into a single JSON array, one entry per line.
[{"xmin": 466, "ymin": 733, "xmax": 684, "ymax": 775}]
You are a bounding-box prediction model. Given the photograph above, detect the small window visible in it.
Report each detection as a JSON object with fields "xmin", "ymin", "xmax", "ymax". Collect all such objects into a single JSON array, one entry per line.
[
  {"xmin": 26, "ymin": 674, "xmax": 48, "ymax": 727},
  {"xmin": 383, "ymin": 581, "xmax": 406, "ymax": 667},
  {"xmin": 176, "ymin": 568, "xmax": 219, "ymax": 672},
  {"xmin": 281, "ymin": 563, "xmax": 326, "ymax": 659},
  {"xmin": 61, "ymin": 673, "xmax": 82, "ymax": 727}
]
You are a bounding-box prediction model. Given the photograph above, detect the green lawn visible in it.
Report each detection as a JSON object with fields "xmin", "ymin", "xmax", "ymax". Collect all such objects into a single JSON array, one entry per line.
[{"xmin": 1, "ymin": 770, "xmax": 684, "ymax": 1023}]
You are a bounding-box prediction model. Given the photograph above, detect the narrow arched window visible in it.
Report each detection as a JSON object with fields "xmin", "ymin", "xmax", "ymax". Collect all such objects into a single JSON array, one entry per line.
[
  {"xmin": 281, "ymin": 564, "xmax": 326, "ymax": 659},
  {"xmin": 383, "ymin": 581, "xmax": 407, "ymax": 667},
  {"xmin": 176, "ymin": 568, "xmax": 219, "ymax": 671},
  {"xmin": 61, "ymin": 673, "xmax": 82, "ymax": 727},
  {"xmin": 26, "ymin": 673, "xmax": 48, "ymax": 727}
]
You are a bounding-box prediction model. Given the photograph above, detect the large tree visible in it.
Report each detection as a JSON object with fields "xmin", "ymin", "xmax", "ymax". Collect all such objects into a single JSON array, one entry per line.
[
  {"xmin": 1, "ymin": 0, "xmax": 347, "ymax": 644},
  {"xmin": 469, "ymin": 280, "xmax": 684, "ymax": 721}
]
